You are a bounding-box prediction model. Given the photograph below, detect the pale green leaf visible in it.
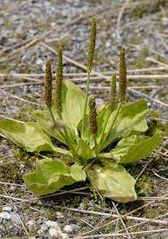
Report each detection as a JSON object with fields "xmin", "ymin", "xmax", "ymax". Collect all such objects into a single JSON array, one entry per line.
[
  {"xmin": 74, "ymin": 138, "xmax": 96, "ymax": 165},
  {"xmin": 88, "ymin": 163, "xmax": 137, "ymax": 203},
  {"xmin": 23, "ymin": 158, "xmax": 75, "ymax": 195},
  {"xmin": 0, "ymin": 118, "xmax": 55, "ymax": 152},
  {"xmin": 0, "ymin": 118, "xmax": 72, "ymax": 158},
  {"xmin": 32, "ymin": 81, "xmax": 85, "ymax": 143},
  {"xmin": 31, "ymin": 109, "xmax": 67, "ymax": 145},
  {"xmin": 61, "ymin": 81, "xmax": 86, "ymax": 131},
  {"xmin": 112, "ymin": 130, "xmax": 162, "ymax": 164},
  {"xmin": 98, "ymin": 99, "xmax": 148, "ymax": 151},
  {"xmin": 70, "ymin": 163, "xmax": 86, "ymax": 181}
]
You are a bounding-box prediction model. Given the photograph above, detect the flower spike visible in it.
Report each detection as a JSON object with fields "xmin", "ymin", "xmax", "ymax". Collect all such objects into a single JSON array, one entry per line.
[
  {"xmin": 89, "ymin": 95, "xmax": 97, "ymax": 135},
  {"xmin": 87, "ymin": 17, "xmax": 97, "ymax": 73},
  {"xmin": 111, "ymin": 74, "xmax": 117, "ymax": 107},
  {"xmin": 44, "ymin": 60, "xmax": 52, "ymax": 107},
  {"xmin": 119, "ymin": 48, "xmax": 127, "ymax": 102},
  {"xmin": 55, "ymin": 47, "xmax": 63, "ymax": 115}
]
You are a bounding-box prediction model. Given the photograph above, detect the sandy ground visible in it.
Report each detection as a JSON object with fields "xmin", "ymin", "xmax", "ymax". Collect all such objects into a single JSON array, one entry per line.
[{"xmin": 0, "ymin": 0, "xmax": 168, "ymax": 238}]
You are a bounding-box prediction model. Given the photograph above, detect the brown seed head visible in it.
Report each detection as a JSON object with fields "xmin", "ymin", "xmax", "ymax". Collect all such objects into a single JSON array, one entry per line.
[
  {"xmin": 55, "ymin": 47, "xmax": 63, "ymax": 114},
  {"xmin": 119, "ymin": 48, "xmax": 127, "ymax": 102},
  {"xmin": 111, "ymin": 74, "xmax": 117, "ymax": 106},
  {"xmin": 89, "ymin": 95, "xmax": 97, "ymax": 135},
  {"xmin": 44, "ymin": 59, "xmax": 52, "ymax": 107},
  {"xmin": 87, "ymin": 17, "xmax": 97, "ymax": 73}
]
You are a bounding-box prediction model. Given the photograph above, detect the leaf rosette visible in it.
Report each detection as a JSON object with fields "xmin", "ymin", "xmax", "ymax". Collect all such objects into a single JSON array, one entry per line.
[{"xmin": 0, "ymin": 18, "xmax": 163, "ymax": 203}]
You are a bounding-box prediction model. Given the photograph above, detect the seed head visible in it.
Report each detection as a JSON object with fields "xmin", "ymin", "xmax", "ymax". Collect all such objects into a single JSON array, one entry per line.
[
  {"xmin": 119, "ymin": 48, "xmax": 127, "ymax": 102},
  {"xmin": 111, "ymin": 74, "xmax": 117, "ymax": 107},
  {"xmin": 44, "ymin": 60, "xmax": 52, "ymax": 107},
  {"xmin": 89, "ymin": 95, "xmax": 97, "ymax": 135},
  {"xmin": 87, "ymin": 17, "xmax": 97, "ymax": 73},
  {"xmin": 55, "ymin": 47, "xmax": 63, "ymax": 114}
]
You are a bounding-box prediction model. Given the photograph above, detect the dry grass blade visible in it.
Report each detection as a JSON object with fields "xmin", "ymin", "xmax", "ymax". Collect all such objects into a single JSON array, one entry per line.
[
  {"xmin": 37, "ymin": 204, "xmax": 168, "ymax": 226},
  {"xmin": 41, "ymin": 42, "xmax": 168, "ymax": 107},
  {"xmin": 75, "ymin": 228, "xmax": 168, "ymax": 238},
  {"xmin": 0, "ymin": 89, "xmax": 41, "ymax": 106},
  {"xmin": 112, "ymin": 201, "xmax": 132, "ymax": 239},
  {"xmin": 0, "ymin": 195, "xmax": 167, "ymax": 226},
  {"xmin": 116, "ymin": 0, "xmax": 130, "ymax": 40},
  {"xmin": 79, "ymin": 193, "xmax": 168, "ymax": 237}
]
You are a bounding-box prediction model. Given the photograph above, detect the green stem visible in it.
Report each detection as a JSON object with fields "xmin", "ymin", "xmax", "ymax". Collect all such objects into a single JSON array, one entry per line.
[
  {"xmin": 109, "ymin": 103, "xmax": 121, "ymax": 133},
  {"xmin": 58, "ymin": 112, "xmax": 69, "ymax": 145},
  {"xmin": 82, "ymin": 71, "xmax": 91, "ymax": 136},
  {"xmin": 48, "ymin": 106, "xmax": 57, "ymax": 127},
  {"xmin": 58, "ymin": 112, "xmax": 77, "ymax": 158},
  {"xmin": 94, "ymin": 133, "xmax": 98, "ymax": 157}
]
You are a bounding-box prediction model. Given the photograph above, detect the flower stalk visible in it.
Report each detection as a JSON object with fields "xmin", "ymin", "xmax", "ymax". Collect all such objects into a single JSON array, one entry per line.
[
  {"xmin": 82, "ymin": 17, "xmax": 97, "ymax": 136},
  {"xmin": 89, "ymin": 95, "xmax": 98, "ymax": 156},
  {"xmin": 119, "ymin": 48, "xmax": 127, "ymax": 103}
]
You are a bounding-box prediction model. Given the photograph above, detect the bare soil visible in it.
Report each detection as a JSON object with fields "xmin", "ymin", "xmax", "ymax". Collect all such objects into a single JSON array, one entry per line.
[{"xmin": 0, "ymin": 0, "xmax": 168, "ymax": 238}]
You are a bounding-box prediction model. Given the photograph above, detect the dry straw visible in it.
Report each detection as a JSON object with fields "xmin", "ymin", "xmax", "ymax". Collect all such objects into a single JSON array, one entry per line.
[{"xmin": 119, "ymin": 48, "xmax": 127, "ymax": 102}]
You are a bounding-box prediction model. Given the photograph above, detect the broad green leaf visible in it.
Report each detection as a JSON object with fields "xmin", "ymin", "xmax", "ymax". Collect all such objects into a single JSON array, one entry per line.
[
  {"xmin": 78, "ymin": 118, "xmax": 94, "ymax": 148},
  {"xmin": 32, "ymin": 81, "xmax": 85, "ymax": 143},
  {"xmin": 0, "ymin": 118, "xmax": 72, "ymax": 158},
  {"xmin": 0, "ymin": 118, "xmax": 55, "ymax": 152},
  {"xmin": 98, "ymin": 99, "xmax": 148, "ymax": 151},
  {"xmin": 88, "ymin": 163, "xmax": 137, "ymax": 203},
  {"xmin": 32, "ymin": 109, "xmax": 67, "ymax": 145},
  {"xmin": 61, "ymin": 81, "xmax": 86, "ymax": 131},
  {"xmin": 112, "ymin": 130, "xmax": 162, "ymax": 164},
  {"xmin": 70, "ymin": 163, "xmax": 86, "ymax": 181},
  {"xmin": 74, "ymin": 138, "xmax": 96, "ymax": 165},
  {"xmin": 23, "ymin": 158, "xmax": 76, "ymax": 195}
]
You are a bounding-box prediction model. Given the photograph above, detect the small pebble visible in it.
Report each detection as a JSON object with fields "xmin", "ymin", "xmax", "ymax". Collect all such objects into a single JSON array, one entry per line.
[
  {"xmin": 61, "ymin": 233, "xmax": 69, "ymax": 239},
  {"xmin": 0, "ymin": 212, "xmax": 11, "ymax": 220},
  {"xmin": 63, "ymin": 224, "xmax": 79, "ymax": 233},
  {"xmin": 40, "ymin": 223, "xmax": 49, "ymax": 232},
  {"xmin": 56, "ymin": 211, "xmax": 64, "ymax": 219},
  {"xmin": 2, "ymin": 206, "xmax": 12, "ymax": 212},
  {"xmin": 46, "ymin": 220, "xmax": 60, "ymax": 229},
  {"xmin": 49, "ymin": 227, "xmax": 59, "ymax": 238},
  {"xmin": 10, "ymin": 212, "xmax": 21, "ymax": 224},
  {"xmin": 27, "ymin": 219, "xmax": 36, "ymax": 231},
  {"xmin": 36, "ymin": 58, "xmax": 43, "ymax": 65}
]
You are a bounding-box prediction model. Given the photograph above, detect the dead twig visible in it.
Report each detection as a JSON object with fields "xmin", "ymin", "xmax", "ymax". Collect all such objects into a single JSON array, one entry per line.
[
  {"xmin": 0, "ymin": 89, "xmax": 41, "ymax": 106},
  {"xmin": 41, "ymin": 42, "xmax": 168, "ymax": 108},
  {"xmin": 75, "ymin": 228, "xmax": 168, "ymax": 238},
  {"xmin": 116, "ymin": 0, "xmax": 130, "ymax": 40},
  {"xmin": 112, "ymin": 201, "xmax": 132, "ymax": 239}
]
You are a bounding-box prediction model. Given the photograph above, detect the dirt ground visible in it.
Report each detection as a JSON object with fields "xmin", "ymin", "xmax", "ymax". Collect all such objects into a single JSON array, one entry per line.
[{"xmin": 0, "ymin": 0, "xmax": 168, "ymax": 238}]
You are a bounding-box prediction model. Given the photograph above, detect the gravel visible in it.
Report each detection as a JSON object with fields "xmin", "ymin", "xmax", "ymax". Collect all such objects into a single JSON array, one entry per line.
[{"xmin": 0, "ymin": 0, "xmax": 168, "ymax": 238}]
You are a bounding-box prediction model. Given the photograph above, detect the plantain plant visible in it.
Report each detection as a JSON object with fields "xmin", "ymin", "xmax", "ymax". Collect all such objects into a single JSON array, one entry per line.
[{"xmin": 0, "ymin": 18, "xmax": 162, "ymax": 203}]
